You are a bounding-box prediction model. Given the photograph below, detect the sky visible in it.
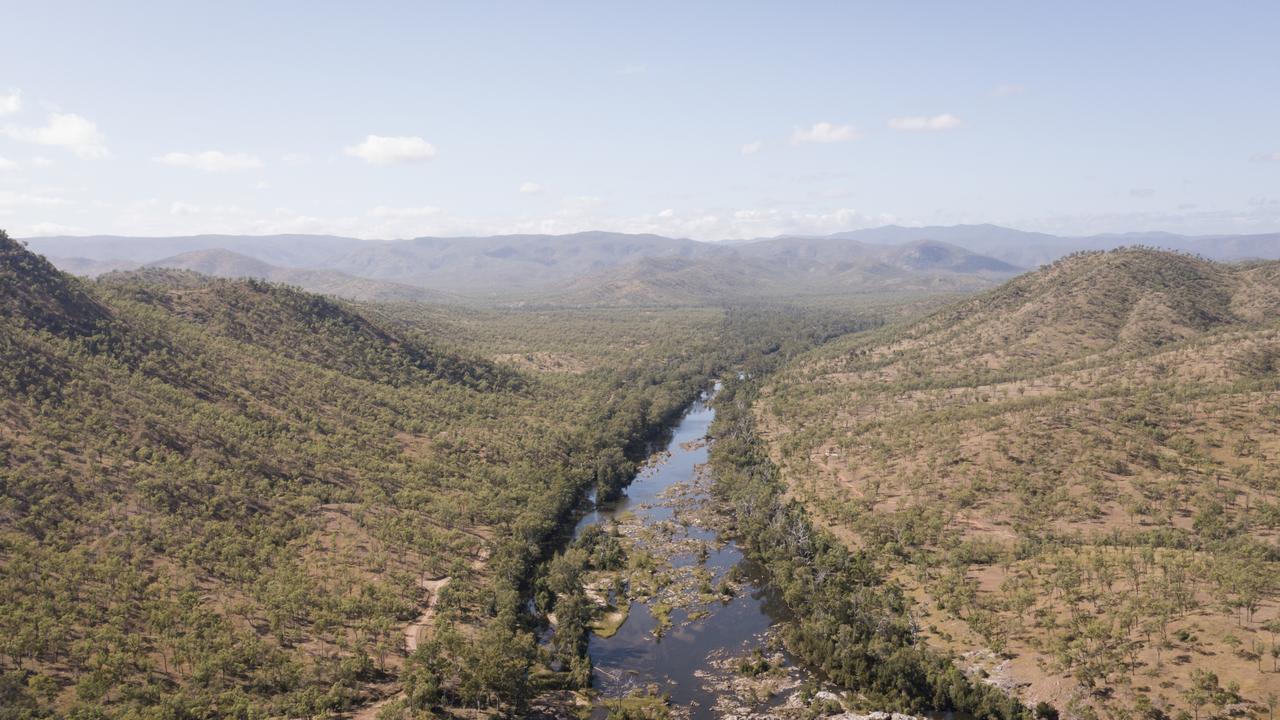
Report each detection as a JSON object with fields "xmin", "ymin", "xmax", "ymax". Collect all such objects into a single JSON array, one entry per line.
[{"xmin": 1, "ymin": 0, "xmax": 1278, "ymax": 241}]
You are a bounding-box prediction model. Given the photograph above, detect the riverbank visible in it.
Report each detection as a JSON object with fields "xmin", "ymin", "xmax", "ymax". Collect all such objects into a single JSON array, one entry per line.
[
  {"xmin": 537, "ymin": 387, "xmax": 868, "ymax": 719},
  {"xmin": 706, "ymin": 377, "xmax": 1035, "ymax": 720}
]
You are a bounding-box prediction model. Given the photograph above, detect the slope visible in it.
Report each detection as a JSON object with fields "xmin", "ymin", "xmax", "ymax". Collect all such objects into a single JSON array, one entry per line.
[
  {"xmin": 757, "ymin": 248, "xmax": 1280, "ymax": 717},
  {"xmin": 0, "ymin": 229, "xmax": 721, "ymax": 718}
]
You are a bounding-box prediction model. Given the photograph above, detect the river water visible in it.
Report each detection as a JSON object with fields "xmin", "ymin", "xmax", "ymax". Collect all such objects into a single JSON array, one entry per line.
[{"xmin": 568, "ymin": 386, "xmax": 811, "ymax": 718}]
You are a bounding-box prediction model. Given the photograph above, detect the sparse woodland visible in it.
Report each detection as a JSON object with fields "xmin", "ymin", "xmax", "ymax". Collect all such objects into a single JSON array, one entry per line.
[
  {"xmin": 6, "ymin": 229, "xmax": 1280, "ymax": 720},
  {"xmin": 710, "ymin": 376, "xmax": 1033, "ymax": 720},
  {"xmin": 758, "ymin": 249, "xmax": 1280, "ymax": 720},
  {"xmin": 0, "ymin": 229, "xmax": 872, "ymax": 718}
]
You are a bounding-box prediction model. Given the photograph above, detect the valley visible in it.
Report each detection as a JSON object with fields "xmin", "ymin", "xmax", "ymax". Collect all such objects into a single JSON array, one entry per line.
[
  {"xmin": 3, "ymin": 230, "xmax": 1279, "ymax": 720},
  {"xmin": 6, "ymin": 5, "xmax": 1276, "ymax": 719}
]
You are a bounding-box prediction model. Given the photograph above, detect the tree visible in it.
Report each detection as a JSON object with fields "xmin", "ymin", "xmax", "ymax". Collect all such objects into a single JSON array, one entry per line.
[{"xmin": 1184, "ymin": 668, "xmax": 1219, "ymax": 720}]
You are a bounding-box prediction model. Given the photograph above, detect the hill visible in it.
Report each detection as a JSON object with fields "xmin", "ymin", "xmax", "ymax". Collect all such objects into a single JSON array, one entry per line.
[
  {"xmin": 25, "ymin": 227, "xmax": 1280, "ymax": 305},
  {"xmin": 543, "ymin": 255, "xmax": 782, "ymax": 306},
  {"xmin": 819, "ymin": 224, "xmax": 1280, "ymax": 268},
  {"xmin": 324, "ymin": 231, "xmax": 728, "ymax": 296},
  {"xmin": 543, "ymin": 239, "xmax": 1019, "ymax": 306},
  {"xmin": 880, "ymin": 239, "xmax": 1022, "ymax": 274},
  {"xmin": 27, "ymin": 233, "xmax": 364, "ymax": 266},
  {"xmin": 736, "ymin": 234, "xmax": 1018, "ymax": 273},
  {"xmin": 0, "ymin": 234, "xmax": 113, "ymax": 338},
  {"xmin": 141, "ymin": 248, "xmax": 457, "ymax": 304},
  {"xmin": 756, "ymin": 248, "xmax": 1280, "ymax": 718},
  {"xmin": 21, "ymin": 229, "xmax": 1021, "ymax": 304},
  {"xmin": 0, "ymin": 229, "xmax": 733, "ymax": 717}
]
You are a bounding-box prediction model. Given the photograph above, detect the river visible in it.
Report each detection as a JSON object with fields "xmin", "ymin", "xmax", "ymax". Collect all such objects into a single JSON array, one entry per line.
[{"xmin": 566, "ymin": 384, "xmax": 818, "ymax": 718}]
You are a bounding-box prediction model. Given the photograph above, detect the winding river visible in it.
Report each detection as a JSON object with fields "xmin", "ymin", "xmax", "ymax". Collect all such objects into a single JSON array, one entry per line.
[{"xmin": 569, "ymin": 385, "xmax": 811, "ymax": 718}]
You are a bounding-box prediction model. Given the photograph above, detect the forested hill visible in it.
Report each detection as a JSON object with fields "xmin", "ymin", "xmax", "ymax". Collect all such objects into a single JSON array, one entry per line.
[
  {"xmin": 0, "ymin": 228, "xmax": 738, "ymax": 717},
  {"xmin": 853, "ymin": 247, "xmax": 1280, "ymax": 379},
  {"xmin": 97, "ymin": 268, "xmax": 515, "ymax": 389},
  {"xmin": 757, "ymin": 248, "xmax": 1280, "ymax": 718},
  {"xmin": 1, "ymin": 230, "xmax": 113, "ymax": 338}
]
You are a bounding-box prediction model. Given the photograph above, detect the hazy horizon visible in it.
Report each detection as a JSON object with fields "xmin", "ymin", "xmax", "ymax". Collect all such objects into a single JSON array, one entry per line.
[
  {"xmin": 3, "ymin": 1, "xmax": 1279, "ymax": 242},
  {"xmin": 14, "ymin": 221, "xmax": 1280, "ymax": 245}
]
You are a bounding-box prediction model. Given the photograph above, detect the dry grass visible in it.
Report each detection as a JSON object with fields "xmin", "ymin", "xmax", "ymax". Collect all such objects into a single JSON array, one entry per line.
[{"xmin": 759, "ymin": 250, "xmax": 1280, "ymax": 719}]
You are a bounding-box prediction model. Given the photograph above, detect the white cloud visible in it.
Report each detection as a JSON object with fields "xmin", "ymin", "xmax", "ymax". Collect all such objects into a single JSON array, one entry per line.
[
  {"xmin": 1129, "ymin": 187, "xmax": 1156, "ymax": 198},
  {"xmin": 619, "ymin": 64, "xmax": 647, "ymax": 75},
  {"xmin": 888, "ymin": 113, "xmax": 962, "ymax": 131},
  {"xmin": 31, "ymin": 156, "xmax": 54, "ymax": 168},
  {"xmin": 0, "ymin": 156, "xmax": 18, "ymax": 171},
  {"xmin": 740, "ymin": 140, "xmax": 763, "ymax": 156},
  {"xmin": 169, "ymin": 201, "xmax": 201, "ymax": 215},
  {"xmin": 4, "ymin": 112, "xmax": 109, "ymax": 158},
  {"xmin": 790, "ymin": 122, "xmax": 859, "ymax": 144},
  {"xmin": 519, "ymin": 181, "xmax": 543, "ymax": 194},
  {"xmin": 1252, "ymin": 151, "xmax": 1280, "ymax": 163},
  {"xmin": 344, "ymin": 135, "xmax": 437, "ymax": 165},
  {"xmin": 992, "ymin": 84, "xmax": 1026, "ymax": 97},
  {"xmin": 0, "ymin": 90, "xmax": 20, "ymax": 116},
  {"xmin": 154, "ymin": 150, "xmax": 264, "ymax": 172}
]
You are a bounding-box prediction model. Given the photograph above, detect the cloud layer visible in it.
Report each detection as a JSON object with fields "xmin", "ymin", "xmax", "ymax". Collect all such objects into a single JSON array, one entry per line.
[
  {"xmin": 344, "ymin": 135, "xmax": 437, "ymax": 165},
  {"xmin": 4, "ymin": 112, "xmax": 109, "ymax": 158},
  {"xmin": 154, "ymin": 150, "xmax": 264, "ymax": 172},
  {"xmin": 791, "ymin": 122, "xmax": 858, "ymax": 144},
  {"xmin": 0, "ymin": 90, "xmax": 21, "ymax": 116},
  {"xmin": 888, "ymin": 113, "xmax": 962, "ymax": 131}
]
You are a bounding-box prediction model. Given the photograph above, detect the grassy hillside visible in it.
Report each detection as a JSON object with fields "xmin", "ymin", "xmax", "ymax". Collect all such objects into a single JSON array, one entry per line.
[
  {"xmin": 757, "ymin": 248, "xmax": 1280, "ymax": 719},
  {"xmin": 0, "ymin": 230, "xmax": 768, "ymax": 718}
]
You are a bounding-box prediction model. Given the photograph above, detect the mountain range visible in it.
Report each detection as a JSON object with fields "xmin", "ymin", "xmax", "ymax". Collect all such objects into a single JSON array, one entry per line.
[{"xmin": 22, "ymin": 225, "xmax": 1280, "ymax": 306}]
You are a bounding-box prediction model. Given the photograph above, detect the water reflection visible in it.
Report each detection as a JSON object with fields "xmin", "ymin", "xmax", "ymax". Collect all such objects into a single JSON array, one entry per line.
[{"xmin": 569, "ymin": 388, "xmax": 801, "ymax": 718}]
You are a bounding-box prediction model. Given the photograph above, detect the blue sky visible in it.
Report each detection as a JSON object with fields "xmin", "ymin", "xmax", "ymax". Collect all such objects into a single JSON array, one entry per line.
[{"xmin": 1, "ymin": 1, "xmax": 1278, "ymax": 240}]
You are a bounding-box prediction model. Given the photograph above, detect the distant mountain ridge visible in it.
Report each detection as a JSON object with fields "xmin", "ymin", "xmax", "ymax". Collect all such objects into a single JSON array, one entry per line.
[
  {"xmin": 141, "ymin": 248, "xmax": 457, "ymax": 304},
  {"xmin": 23, "ymin": 224, "xmax": 1280, "ymax": 305},
  {"xmin": 817, "ymin": 223, "xmax": 1280, "ymax": 267}
]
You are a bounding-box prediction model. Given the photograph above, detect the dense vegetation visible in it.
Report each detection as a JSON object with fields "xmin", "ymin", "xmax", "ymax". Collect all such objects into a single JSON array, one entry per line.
[{"xmin": 758, "ymin": 249, "xmax": 1280, "ymax": 719}]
